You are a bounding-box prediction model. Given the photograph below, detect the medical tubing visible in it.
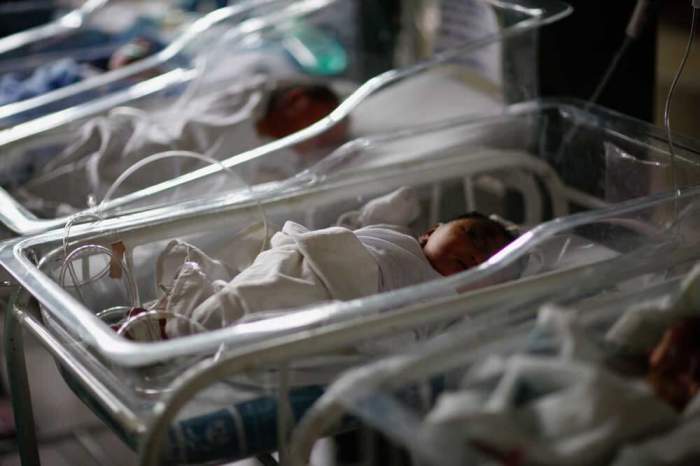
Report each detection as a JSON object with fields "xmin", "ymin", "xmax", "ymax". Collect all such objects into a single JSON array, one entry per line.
[
  {"xmin": 62, "ymin": 213, "xmax": 103, "ymax": 264},
  {"xmin": 60, "ymin": 212, "xmax": 110, "ymax": 304},
  {"xmin": 588, "ymin": 36, "xmax": 632, "ymax": 107},
  {"xmin": 97, "ymin": 151, "xmax": 268, "ymax": 340},
  {"xmin": 664, "ymin": 4, "xmax": 697, "ymax": 223},
  {"xmin": 626, "ymin": 0, "xmax": 660, "ymax": 40},
  {"xmin": 99, "ymin": 151, "xmax": 219, "ymax": 205},
  {"xmin": 556, "ymin": 0, "xmax": 653, "ymax": 162},
  {"xmin": 555, "ymin": 38, "xmax": 631, "ymax": 159},
  {"xmin": 96, "ymin": 150, "xmax": 269, "ymax": 252},
  {"xmin": 58, "ymin": 244, "xmax": 139, "ymax": 308}
]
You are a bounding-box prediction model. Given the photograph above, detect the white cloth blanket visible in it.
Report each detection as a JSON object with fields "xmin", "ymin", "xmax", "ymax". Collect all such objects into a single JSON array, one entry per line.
[
  {"xmin": 605, "ymin": 263, "xmax": 700, "ymax": 354},
  {"xmin": 15, "ymin": 74, "xmax": 298, "ymax": 214},
  {"xmin": 612, "ymin": 416, "xmax": 700, "ymax": 466},
  {"xmin": 421, "ymin": 301, "xmax": 699, "ymax": 466},
  {"xmin": 425, "ymin": 354, "xmax": 677, "ymax": 466},
  {"xmin": 164, "ymin": 220, "xmax": 440, "ymax": 337}
]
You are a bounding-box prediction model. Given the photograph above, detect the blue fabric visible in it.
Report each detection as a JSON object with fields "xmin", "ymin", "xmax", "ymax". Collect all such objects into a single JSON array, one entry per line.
[
  {"xmin": 0, "ymin": 58, "xmax": 88, "ymax": 106},
  {"xmin": 167, "ymin": 385, "xmax": 325, "ymax": 463},
  {"xmin": 59, "ymin": 358, "xmax": 444, "ymax": 464},
  {"xmin": 165, "ymin": 377, "xmax": 446, "ymax": 464}
]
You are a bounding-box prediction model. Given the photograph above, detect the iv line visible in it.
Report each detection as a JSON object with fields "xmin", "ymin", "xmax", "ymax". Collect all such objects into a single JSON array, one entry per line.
[{"xmin": 664, "ymin": 3, "xmax": 697, "ymax": 230}]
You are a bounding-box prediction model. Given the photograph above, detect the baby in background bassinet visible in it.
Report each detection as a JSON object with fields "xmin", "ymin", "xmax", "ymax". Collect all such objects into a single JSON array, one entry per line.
[
  {"xmin": 11, "ymin": 79, "xmax": 348, "ymax": 215},
  {"xmin": 147, "ymin": 188, "xmax": 517, "ymax": 338}
]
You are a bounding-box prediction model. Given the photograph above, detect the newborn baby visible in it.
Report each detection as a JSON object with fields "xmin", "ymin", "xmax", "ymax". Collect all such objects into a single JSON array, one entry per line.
[
  {"xmin": 647, "ymin": 317, "xmax": 700, "ymax": 411},
  {"xmin": 13, "ymin": 78, "xmax": 346, "ymax": 215},
  {"xmin": 255, "ymin": 83, "xmax": 348, "ymax": 157},
  {"xmin": 164, "ymin": 211, "xmax": 515, "ymax": 337}
]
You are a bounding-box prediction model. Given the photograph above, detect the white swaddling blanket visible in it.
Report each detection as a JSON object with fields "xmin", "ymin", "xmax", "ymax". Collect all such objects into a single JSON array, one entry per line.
[
  {"xmin": 426, "ymin": 354, "xmax": 677, "ymax": 466},
  {"xmin": 605, "ymin": 263, "xmax": 700, "ymax": 354},
  {"xmin": 422, "ymin": 301, "xmax": 696, "ymax": 466},
  {"xmin": 164, "ymin": 220, "xmax": 440, "ymax": 337},
  {"xmin": 15, "ymin": 74, "xmax": 299, "ymax": 214},
  {"xmin": 612, "ymin": 416, "xmax": 700, "ymax": 466}
]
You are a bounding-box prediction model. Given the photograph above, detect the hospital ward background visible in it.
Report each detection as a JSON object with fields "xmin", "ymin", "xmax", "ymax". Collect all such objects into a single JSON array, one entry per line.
[{"xmin": 0, "ymin": 0, "xmax": 699, "ymax": 465}]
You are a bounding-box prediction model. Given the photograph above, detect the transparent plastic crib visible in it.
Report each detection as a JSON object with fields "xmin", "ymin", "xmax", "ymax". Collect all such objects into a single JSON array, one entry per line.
[
  {"xmin": 0, "ymin": 0, "xmax": 202, "ymax": 125},
  {"xmin": 0, "ymin": 0, "xmax": 351, "ymax": 128},
  {"xmin": 4, "ymin": 98, "xmax": 700, "ymax": 464},
  {"xmin": 0, "ymin": 0, "xmax": 569, "ymax": 237},
  {"xmin": 288, "ymin": 238, "xmax": 700, "ymax": 466}
]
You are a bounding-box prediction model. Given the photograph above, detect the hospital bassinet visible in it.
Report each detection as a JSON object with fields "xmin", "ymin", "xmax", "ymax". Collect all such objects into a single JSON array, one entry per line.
[
  {"xmin": 288, "ymin": 254, "xmax": 700, "ymax": 466},
  {"xmin": 0, "ymin": 0, "xmax": 569, "ymax": 237},
  {"xmin": 0, "ymin": 0, "xmax": 200, "ymax": 125},
  {"xmin": 4, "ymin": 98, "xmax": 700, "ymax": 464}
]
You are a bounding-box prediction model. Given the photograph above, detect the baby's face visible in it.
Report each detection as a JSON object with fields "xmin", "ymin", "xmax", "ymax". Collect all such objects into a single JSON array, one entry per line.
[
  {"xmin": 421, "ymin": 218, "xmax": 510, "ymax": 276},
  {"xmin": 256, "ymin": 86, "xmax": 348, "ymax": 155}
]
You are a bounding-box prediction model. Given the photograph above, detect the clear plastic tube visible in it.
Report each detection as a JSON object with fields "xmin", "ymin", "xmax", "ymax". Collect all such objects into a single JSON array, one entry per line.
[
  {"xmin": 58, "ymin": 243, "xmax": 139, "ymax": 308},
  {"xmin": 664, "ymin": 5, "xmax": 697, "ymax": 223}
]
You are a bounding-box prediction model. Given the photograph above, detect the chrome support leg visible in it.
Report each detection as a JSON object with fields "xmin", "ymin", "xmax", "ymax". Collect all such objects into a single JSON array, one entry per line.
[{"xmin": 4, "ymin": 292, "xmax": 40, "ymax": 466}]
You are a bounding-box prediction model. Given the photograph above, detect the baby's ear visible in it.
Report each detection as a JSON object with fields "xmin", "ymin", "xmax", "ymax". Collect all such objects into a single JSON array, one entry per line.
[{"xmin": 418, "ymin": 224, "xmax": 439, "ymax": 247}]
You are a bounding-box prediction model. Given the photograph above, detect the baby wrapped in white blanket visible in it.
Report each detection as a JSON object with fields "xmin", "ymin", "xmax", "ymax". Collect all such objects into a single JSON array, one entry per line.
[
  {"xmin": 16, "ymin": 75, "xmax": 271, "ymax": 215},
  {"xmin": 165, "ymin": 221, "xmax": 441, "ymax": 337},
  {"xmin": 14, "ymin": 76, "xmax": 346, "ymax": 215},
  {"xmin": 423, "ymin": 265, "xmax": 700, "ymax": 466},
  {"xmin": 157, "ymin": 188, "xmax": 515, "ymax": 338}
]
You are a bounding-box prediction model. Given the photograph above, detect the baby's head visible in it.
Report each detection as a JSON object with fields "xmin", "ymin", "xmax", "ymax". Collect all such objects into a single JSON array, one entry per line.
[
  {"xmin": 419, "ymin": 212, "xmax": 516, "ymax": 276},
  {"xmin": 255, "ymin": 84, "xmax": 349, "ymax": 154},
  {"xmin": 647, "ymin": 317, "xmax": 700, "ymax": 411},
  {"xmin": 108, "ymin": 37, "xmax": 161, "ymax": 70}
]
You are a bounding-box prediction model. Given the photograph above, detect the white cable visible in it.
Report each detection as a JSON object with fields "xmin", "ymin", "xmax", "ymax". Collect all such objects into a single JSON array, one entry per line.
[
  {"xmin": 664, "ymin": 4, "xmax": 697, "ymax": 220},
  {"xmin": 556, "ymin": 1, "xmax": 652, "ymax": 160}
]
